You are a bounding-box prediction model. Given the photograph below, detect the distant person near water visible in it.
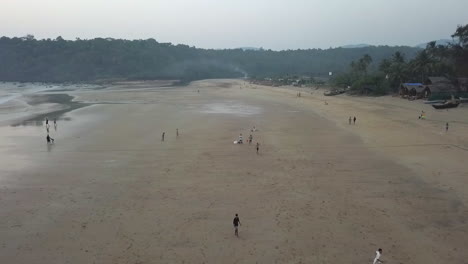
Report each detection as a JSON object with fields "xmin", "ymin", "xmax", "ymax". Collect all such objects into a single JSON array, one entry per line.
[
  {"xmin": 349, "ymin": 116, "xmax": 352, "ymax": 125},
  {"xmin": 45, "ymin": 117, "xmax": 49, "ymax": 128},
  {"xmin": 162, "ymin": 132, "xmax": 165, "ymax": 141},
  {"xmin": 46, "ymin": 134, "xmax": 54, "ymax": 143},
  {"xmin": 373, "ymin": 248, "xmax": 383, "ymax": 264},
  {"xmin": 446, "ymin": 122, "xmax": 449, "ymax": 132},
  {"xmin": 176, "ymin": 128, "xmax": 179, "ymax": 137},
  {"xmin": 54, "ymin": 118, "xmax": 57, "ymax": 126},
  {"xmin": 353, "ymin": 116, "xmax": 356, "ymax": 124},
  {"xmin": 256, "ymin": 142, "xmax": 260, "ymax": 154},
  {"xmin": 233, "ymin": 214, "xmax": 241, "ymax": 237},
  {"xmin": 248, "ymin": 134, "xmax": 253, "ymax": 144}
]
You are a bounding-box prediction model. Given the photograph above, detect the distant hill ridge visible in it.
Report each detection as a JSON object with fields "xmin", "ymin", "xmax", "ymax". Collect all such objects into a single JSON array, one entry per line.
[
  {"xmin": 340, "ymin": 39, "xmax": 455, "ymax": 49},
  {"xmin": 340, "ymin": 44, "xmax": 372, "ymax": 49},
  {"xmin": 415, "ymin": 39, "xmax": 455, "ymax": 48}
]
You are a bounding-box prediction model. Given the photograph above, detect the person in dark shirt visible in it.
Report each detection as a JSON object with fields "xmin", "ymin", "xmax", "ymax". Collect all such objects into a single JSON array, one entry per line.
[
  {"xmin": 353, "ymin": 116, "xmax": 356, "ymax": 124},
  {"xmin": 162, "ymin": 132, "xmax": 165, "ymax": 141},
  {"xmin": 46, "ymin": 134, "xmax": 54, "ymax": 143},
  {"xmin": 256, "ymin": 142, "xmax": 260, "ymax": 154},
  {"xmin": 233, "ymin": 214, "xmax": 241, "ymax": 237}
]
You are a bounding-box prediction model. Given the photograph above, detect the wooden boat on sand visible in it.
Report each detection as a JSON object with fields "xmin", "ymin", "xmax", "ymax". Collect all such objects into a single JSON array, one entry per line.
[{"xmin": 432, "ymin": 101, "xmax": 460, "ymax": 109}]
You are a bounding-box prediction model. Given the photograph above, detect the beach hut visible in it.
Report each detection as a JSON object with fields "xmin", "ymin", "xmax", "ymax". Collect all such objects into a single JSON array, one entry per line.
[
  {"xmin": 424, "ymin": 77, "xmax": 457, "ymax": 92},
  {"xmin": 400, "ymin": 83, "xmax": 424, "ymax": 97},
  {"xmin": 424, "ymin": 77, "xmax": 452, "ymax": 85},
  {"xmin": 456, "ymin": 78, "xmax": 468, "ymax": 92}
]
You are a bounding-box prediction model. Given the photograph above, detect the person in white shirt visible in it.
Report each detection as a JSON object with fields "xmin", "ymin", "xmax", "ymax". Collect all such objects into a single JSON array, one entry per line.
[{"xmin": 373, "ymin": 248, "xmax": 383, "ymax": 264}]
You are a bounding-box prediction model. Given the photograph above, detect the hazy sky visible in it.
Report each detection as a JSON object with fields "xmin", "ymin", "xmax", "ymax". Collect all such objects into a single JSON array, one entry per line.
[{"xmin": 1, "ymin": 0, "xmax": 467, "ymax": 50}]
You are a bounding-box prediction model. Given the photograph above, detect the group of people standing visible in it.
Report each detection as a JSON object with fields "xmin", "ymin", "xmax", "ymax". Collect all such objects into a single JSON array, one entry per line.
[
  {"xmin": 419, "ymin": 110, "xmax": 451, "ymax": 132},
  {"xmin": 161, "ymin": 128, "xmax": 180, "ymax": 142},
  {"xmin": 237, "ymin": 126, "xmax": 260, "ymax": 154},
  {"xmin": 348, "ymin": 116, "xmax": 357, "ymax": 125}
]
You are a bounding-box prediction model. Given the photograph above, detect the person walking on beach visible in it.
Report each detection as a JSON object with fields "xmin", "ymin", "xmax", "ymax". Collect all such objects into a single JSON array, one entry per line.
[
  {"xmin": 353, "ymin": 116, "xmax": 356, "ymax": 124},
  {"xmin": 54, "ymin": 118, "xmax": 57, "ymax": 126},
  {"xmin": 162, "ymin": 132, "xmax": 165, "ymax": 141},
  {"xmin": 373, "ymin": 248, "xmax": 383, "ymax": 264},
  {"xmin": 45, "ymin": 117, "xmax": 49, "ymax": 128},
  {"xmin": 46, "ymin": 134, "xmax": 54, "ymax": 143},
  {"xmin": 256, "ymin": 142, "xmax": 260, "ymax": 154},
  {"xmin": 233, "ymin": 214, "xmax": 241, "ymax": 237},
  {"xmin": 446, "ymin": 122, "xmax": 449, "ymax": 132},
  {"xmin": 176, "ymin": 128, "xmax": 179, "ymax": 137},
  {"xmin": 349, "ymin": 116, "xmax": 352, "ymax": 125},
  {"xmin": 248, "ymin": 134, "xmax": 253, "ymax": 144}
]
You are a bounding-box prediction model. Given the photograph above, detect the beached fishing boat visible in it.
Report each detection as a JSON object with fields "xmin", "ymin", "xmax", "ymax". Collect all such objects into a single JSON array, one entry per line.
[
  {"xmin": 324, "ymin": 89, "xmax": 346, "ymax": 96},
  {"xmin": 432, "ymin": 101, "xmax": 460, "ymax": 109},
  {"xmin": 423, "ymin": 100, "xmax": 445, "ymax": 104}
]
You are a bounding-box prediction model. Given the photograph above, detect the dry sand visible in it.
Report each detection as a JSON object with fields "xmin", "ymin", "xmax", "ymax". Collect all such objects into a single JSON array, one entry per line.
[{"xmin": 1, "ymin": 79, "xmax": 467, "ymax": 264}]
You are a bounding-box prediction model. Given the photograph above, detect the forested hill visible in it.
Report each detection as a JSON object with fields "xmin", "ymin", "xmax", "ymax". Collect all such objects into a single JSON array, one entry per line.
[{"xmin": 0, "ymin": 36, "xmax": 421, "ymax": 82}]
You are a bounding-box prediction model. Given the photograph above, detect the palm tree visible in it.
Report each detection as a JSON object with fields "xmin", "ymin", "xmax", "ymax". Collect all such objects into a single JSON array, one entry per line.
[
  {"xmin": 387, "ymin": 52, "xmax": 408, "ymax": 89},
  {"xmin": 411, "ymin": 50, "xmax": 435, "ymax": 82}
]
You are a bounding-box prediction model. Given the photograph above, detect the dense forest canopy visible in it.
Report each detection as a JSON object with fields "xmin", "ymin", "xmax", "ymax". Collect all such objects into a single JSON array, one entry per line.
[{"xmin": 0, "ymin": 35, "xmax": 420, "ymax": 83}]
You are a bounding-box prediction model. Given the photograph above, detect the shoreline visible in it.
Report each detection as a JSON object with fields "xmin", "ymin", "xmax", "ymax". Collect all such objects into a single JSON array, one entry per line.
[
  {"xmin": 10, "ymin": 94, "xmax": 90, "ymax": 127},
  {"xmin": 0, "ymin": 80, "xmax": 184, "ymax": 127}
]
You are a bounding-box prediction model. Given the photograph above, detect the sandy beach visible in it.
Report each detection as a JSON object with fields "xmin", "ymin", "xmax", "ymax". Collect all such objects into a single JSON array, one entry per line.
[{"xmin": 1, "ymin": 79, "xmax": 467, "ymax": 264}]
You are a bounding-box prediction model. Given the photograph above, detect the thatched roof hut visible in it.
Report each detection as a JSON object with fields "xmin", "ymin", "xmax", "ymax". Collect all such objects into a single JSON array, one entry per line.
[
  {"xmin": 423, "ymin": 76, "xmax": 458, "ymax": 96},
  {"xmin": 400, "ymin": 83, "xmax": 433, "ymax": 98},
  {"xmin": 425, "ymin": 77, "xmax": 451, "ymax": 85},
  {"xmin": 456, "ymin": 78, "xmax": 468, "ymax": 92}
]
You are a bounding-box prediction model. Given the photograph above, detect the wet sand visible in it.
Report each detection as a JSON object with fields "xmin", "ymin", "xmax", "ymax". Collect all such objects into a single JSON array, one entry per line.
[{"xmin": 1, "ymin": 79, "xmax": 467, "ymax": 263}]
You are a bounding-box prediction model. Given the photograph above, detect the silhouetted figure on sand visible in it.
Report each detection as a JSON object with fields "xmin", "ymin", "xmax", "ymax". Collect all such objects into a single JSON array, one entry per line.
[
  {"xmin": 373, "ymin": 248, "xmax": 383, "ymax": 264},
  {"xmin": 46, "ymin": 134, "xmax": 54, "ymax": 143},
  {"xmin": 233, "ymin": 214, "xmax": 241, "ymax": 237}
]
